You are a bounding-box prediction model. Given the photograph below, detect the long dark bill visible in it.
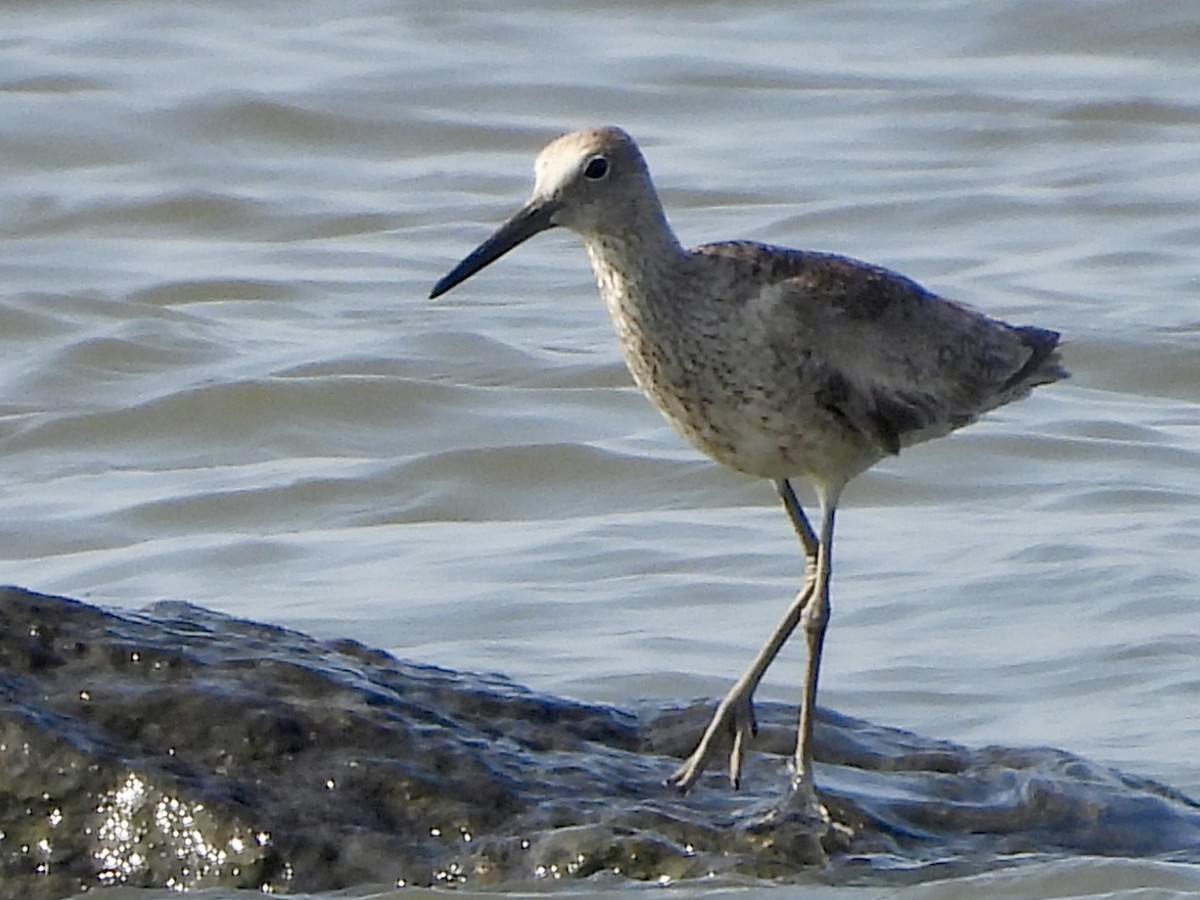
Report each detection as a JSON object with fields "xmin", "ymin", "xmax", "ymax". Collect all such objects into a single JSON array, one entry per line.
[{"xmin": 429, "ymin": 198, "xmax": 561, "ymax": 299}]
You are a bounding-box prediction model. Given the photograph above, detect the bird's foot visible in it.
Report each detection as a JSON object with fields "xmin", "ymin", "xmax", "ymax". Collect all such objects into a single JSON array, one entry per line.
[
  {"xmin": 665, "ymin": 688, "xmax": 757, "ymax": 792},
  {"xmin": 739, "ymin": 779, "xmax": 832, "ymax": 866},
  {"xmin": 786, "ymin": 772, "xmax": 831, "ymax": 827}
]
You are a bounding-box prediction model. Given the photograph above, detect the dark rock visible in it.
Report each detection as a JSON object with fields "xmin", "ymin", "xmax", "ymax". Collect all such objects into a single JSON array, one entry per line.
[{"xmin": 1, "ymin": 585, "xmax": 1198, "ymax": 897}]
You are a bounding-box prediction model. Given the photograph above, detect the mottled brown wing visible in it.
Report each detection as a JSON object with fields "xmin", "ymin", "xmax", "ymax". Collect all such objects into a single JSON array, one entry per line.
[{"xmin": 701, "ymin": 243, "xmax": 1061, "ymax": 455}]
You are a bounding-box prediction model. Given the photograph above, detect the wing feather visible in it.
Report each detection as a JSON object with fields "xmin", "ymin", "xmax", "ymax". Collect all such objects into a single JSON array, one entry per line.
[{"xmin": 696, "ymin": 241, "xmax": 1065, "ymax": 455}]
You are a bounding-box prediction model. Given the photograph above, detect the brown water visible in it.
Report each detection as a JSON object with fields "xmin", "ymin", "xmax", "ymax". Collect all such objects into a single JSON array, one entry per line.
[{"xmin": 2, "ymin": 1, "xmax": 1199, "ymax": 896}]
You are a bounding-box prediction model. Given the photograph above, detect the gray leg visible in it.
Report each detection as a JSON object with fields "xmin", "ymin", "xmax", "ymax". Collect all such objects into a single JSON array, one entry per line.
[
  {"xmin": 792, "ymin": 489, "xmax": 838, "ymax": 792},
  {"xmin": 665, "ymin": 480, "xmax": 820, "ymax": 791},
  {"xmin": 776, "ymin": 478, "xmax": 818, "ymax": 560}
]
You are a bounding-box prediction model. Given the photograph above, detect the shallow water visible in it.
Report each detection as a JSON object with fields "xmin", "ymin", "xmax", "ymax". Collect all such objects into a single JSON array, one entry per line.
[{"xmin": 3, "ymin": 0, "xmax": 1199, "ymax": 896}]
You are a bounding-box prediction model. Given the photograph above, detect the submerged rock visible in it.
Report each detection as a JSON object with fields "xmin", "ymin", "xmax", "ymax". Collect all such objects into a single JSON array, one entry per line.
[{"xmin": 1, "ymin": 585, "xmax": 1198, "ymax": 897}]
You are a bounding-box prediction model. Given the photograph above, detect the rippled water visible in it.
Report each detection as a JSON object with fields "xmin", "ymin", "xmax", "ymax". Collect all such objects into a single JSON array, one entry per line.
[{"xmin": 3, "ymin": 0, "xmax": 1199, "ymax": 896}]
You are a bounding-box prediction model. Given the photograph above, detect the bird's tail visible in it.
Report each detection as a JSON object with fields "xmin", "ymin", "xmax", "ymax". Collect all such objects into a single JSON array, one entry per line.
[{"xmin": 1004, "ymin": 325, "xmax": 1069, "ymax": 392}]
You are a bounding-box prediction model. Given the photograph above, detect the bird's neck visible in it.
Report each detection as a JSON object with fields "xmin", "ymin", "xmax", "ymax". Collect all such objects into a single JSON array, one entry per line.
[
  {"xmin": 578, "ymin": 219, "xmax": 694, "ymax": 412},
  {"xmin": 579, "ymin": 213, "xmax": 684, "ymax": 319}
]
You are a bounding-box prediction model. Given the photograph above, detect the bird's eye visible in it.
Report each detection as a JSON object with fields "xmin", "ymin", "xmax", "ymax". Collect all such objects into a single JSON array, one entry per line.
[{"xmin": 583, "ymin": 156, "xmax": 609, "ymax": 180}]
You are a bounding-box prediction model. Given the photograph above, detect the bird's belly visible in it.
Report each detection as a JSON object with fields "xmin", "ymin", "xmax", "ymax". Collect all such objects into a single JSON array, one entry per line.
[
  {"xmin": 609, "ymin": 304, "xmax": 878, "ymax": 485},
  {"xmin": 646, "ymin": 381, "xmax": 877, "ymax": 484}
]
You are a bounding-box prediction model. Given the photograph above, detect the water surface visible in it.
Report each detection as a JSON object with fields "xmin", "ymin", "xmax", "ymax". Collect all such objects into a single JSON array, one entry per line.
[{"xmin": 2, "ymin": 0, "xmax": 1199, "ymax": 896}]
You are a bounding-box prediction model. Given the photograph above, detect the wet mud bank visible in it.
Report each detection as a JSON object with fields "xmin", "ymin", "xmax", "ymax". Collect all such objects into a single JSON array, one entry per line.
[{"xmin": 1, "ymin": 585, "xmax": 1197, "ymax": 897}]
